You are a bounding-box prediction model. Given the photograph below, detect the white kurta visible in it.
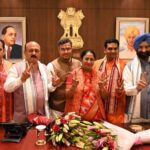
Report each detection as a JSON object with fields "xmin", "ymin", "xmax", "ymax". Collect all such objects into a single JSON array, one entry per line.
[
  {"xmin": 123, "ymin": 56, "xmax": 150, "ymax": 123},
  {"xmin": 4, "ymin": 60, "xmax": 56, "ymax": 120}
]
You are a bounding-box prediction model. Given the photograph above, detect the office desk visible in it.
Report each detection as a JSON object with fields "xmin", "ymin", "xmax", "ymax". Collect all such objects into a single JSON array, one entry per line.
[{"xmin": 0, "ymin": 128, "xmax": 149, "ymax": 150}]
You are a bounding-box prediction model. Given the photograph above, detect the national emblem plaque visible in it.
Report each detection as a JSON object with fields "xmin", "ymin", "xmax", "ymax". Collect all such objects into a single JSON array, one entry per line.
[{"xmin": 58, "ymin": 7, "xmax": 85, "ymax": 49}]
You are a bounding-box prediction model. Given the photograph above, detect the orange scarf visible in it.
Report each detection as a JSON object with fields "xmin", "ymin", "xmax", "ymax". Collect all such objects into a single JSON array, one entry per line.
[{"xmin": 98, "ymin": 59, "xmax": 126, "ymax": 123}]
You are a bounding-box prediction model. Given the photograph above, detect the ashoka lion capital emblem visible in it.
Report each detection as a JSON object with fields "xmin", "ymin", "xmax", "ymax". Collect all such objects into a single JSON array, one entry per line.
[{"xmin": 58, "ymin": 7, "xmax": 85, "ymax": 49}]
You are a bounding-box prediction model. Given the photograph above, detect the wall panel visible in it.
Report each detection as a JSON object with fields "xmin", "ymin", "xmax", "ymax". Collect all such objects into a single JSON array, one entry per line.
[{"xmin": 0, "ymin": 0, "xmax": 149, "ymax": 64}]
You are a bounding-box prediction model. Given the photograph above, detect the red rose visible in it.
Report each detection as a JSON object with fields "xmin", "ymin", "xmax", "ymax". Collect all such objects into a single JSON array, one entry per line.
[
  {"xmin": 61, "ymin": 118, "xmax": 68, "ymax": 124},
  {"xmin": 68, "ymin": 115, "xmax": 74, "ymax": 120},
  {"xmin": 96, "ymin": 129, "xmax": 101, "ymax": 134},
  {"xmin": 52, "ymin": 124, "xmax": 60, "ymax": 132},
  {"xmin": 108, "ymin": 140, "xmax": 115, "ymax": 149}
]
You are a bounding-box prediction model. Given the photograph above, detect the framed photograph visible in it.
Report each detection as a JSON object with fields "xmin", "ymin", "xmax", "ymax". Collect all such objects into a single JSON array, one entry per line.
[
  {"xmin": 116, "ymin": 17, "xmax": 149, "ymax": 60},
  {"xmin": 0, "ymin": 17, "xmax": 26, "ymax": 63}
]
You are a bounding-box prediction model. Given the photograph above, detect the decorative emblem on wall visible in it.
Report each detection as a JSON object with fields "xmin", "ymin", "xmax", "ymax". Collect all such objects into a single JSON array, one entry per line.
[{"xmin": 58, "ymin": 7, "xmax": 85, "ymax": 49}]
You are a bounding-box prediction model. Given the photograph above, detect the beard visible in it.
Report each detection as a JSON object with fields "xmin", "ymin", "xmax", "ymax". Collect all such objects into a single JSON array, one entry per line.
[{"xmin": 136, "ymin": 51, "xmax": 150, "ymax": 60}]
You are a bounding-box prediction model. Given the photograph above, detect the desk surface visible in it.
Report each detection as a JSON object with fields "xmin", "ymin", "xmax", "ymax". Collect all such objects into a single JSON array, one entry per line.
[
  {"xmin": 118, "ymin": 123, "xmax": 150, "ymax": 132},
  {"xmin": 0, "ymin": 128, "xmax": 149, "ymax": 150}
]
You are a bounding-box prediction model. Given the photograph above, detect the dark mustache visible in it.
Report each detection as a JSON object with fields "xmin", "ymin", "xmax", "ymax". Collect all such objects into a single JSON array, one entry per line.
[{"xmin": 31, "ymin": 55, "xmax": 37, "ymax": 58}]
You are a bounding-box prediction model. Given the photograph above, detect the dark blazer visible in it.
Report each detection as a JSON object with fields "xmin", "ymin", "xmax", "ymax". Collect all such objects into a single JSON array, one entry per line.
[{"xmin": 10, "ymin": 44, "xmax": 22, "ymax": 59}]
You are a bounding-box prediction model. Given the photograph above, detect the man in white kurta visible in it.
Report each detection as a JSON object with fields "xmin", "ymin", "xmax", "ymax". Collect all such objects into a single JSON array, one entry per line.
[
  {"xmin": 4, "ymin": 41, "xmax": 55, "ymax": 123},
  {"xmin": 123, "ymin": 33, "xmax": 150, "ymax": 123}
]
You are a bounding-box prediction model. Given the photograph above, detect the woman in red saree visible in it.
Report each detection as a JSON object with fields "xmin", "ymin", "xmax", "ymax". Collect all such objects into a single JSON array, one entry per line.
[
  {"xmin": 65, "ymin": 50, "xmax": 105, "ymax": 121},
  {"xmin": 0, "ymin": 39, "xmax": 13, "ymax": 122}
]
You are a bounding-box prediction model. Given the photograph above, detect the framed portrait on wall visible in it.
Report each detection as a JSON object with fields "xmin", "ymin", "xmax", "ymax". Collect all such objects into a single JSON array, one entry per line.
[
  {"xmin": 0, "ymin": 17, "xmax": 26, "ymax": 63},
  {"xmin": 116, "ymin": 17, "xmax": 149, "ymax": 60}
]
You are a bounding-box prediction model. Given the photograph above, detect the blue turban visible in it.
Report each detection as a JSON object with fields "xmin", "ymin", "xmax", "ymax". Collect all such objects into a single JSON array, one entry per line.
[{"xmin": 134, "ymin": 33, "xmax": 150, "ymax": 50}]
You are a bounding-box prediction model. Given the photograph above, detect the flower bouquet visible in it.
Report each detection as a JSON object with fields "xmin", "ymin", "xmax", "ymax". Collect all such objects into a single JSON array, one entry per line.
[{"xmin": 47, "ymin": 112, "xmax": 118, "ymax": 150}]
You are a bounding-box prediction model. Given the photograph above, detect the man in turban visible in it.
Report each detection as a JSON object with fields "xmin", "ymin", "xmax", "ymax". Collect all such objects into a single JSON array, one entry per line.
[{"xmin": 123, "ymin": 33, "xmax": 150, "ymax": 123}]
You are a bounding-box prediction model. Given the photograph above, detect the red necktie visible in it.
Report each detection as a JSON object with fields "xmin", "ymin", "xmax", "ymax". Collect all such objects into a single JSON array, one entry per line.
[{"xmin": 7, "ymin": 47, "xmax": 11, "ymax": 59}]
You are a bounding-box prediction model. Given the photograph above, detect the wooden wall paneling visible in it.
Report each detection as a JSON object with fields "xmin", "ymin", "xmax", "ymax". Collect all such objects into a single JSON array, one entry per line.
[
  {"xmin": 95, "ymin": 9, "xmax": 117, "ymax": 59},
  {"xmin": 145, "ymin": 10, "xmax": 150, "ymax": 21},
  {"xmin": 46, "ymin": 8, "xmax": 62, "ymax": 64},
  {"xmin": 0, "ymin": 0, "xmax": 27, "ymax": 9},
  {"xmin": 0, "ymin": 0, "xmax": 149, "ymax": 64},
  {"xmin": 26, "ymin": 8, "xmax": 48, "ymax": 63},
  {"xmin": 83, "ymin": 9, "xmax": 97, "ymax": 52}
]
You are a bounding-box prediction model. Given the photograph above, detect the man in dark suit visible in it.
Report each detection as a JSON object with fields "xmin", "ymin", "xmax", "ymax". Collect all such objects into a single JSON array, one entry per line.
[{"xmin": 2, "ymin": 25, "xmax": 22, "ymax": 59}]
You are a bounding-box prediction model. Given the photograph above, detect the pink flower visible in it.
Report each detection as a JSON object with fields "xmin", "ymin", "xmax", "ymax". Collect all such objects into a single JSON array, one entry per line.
[
  {"xmin": 100, "ymin": 128, "xmax": 111, "ymax": 135},
  {"xmin": 52, "ymin": 124, "xmax": 60, "ymax": 132},
  {"xmin": 92, "ymin": 140, "xmax": 98, "ymax": 146},
  {"xmin": 107, "ymin": 136, "xmax": 116, "ymax": 150},
  {"xmin": 88, "ymin": 137, "xmax": 94, "ymax": 141},
  {"xmin": 134, "ymin": 137, "xmax": 143, "ymax": 145},
  {"xmin": 87, "ymin": 126, "xmax": 98, "ymax": 130},
  {"xmin": 92, "ymin": 137, "xmax": 107, "ymax": 148}
]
